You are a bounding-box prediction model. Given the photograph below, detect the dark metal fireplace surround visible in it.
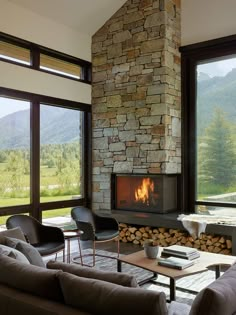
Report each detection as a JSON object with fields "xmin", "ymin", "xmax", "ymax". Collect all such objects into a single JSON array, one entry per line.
[{"xmin": 111, "ymin": 173, "xmax": 180, "ymax": 214}]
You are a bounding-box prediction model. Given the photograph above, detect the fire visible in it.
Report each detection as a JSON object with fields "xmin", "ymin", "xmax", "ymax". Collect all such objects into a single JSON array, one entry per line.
[{"xmin": 134, "ymin": 178, "xmax": 154, "ymax": 205}]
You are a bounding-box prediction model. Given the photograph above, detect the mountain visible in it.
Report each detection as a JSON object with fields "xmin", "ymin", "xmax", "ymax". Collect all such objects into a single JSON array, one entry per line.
[
  {"xmin": 0, "ymin": 106, "xmax": 81, "ymax": 150},
  {"xmin": 198, "ymin": 72, "xmax": 211, "ymax": 82},
  {"xmin": 197, "ymin": 69, "xmax": 236, "ymax": 134}
]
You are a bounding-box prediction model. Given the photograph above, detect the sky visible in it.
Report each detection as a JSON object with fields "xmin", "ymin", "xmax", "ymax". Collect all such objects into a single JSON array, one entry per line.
[
  {"xmin": 198, "ymin": 56, "xmax": 236, "ymax": 77},
  {"xmin": 0, "ymin": 97, "xmax": 29, "ymax": 119}
]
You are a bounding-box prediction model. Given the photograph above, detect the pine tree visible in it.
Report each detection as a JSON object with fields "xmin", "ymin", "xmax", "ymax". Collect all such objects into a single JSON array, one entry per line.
[{"xmin": 198, "ymin": 108, "xmax": 236, "ymax": 191}]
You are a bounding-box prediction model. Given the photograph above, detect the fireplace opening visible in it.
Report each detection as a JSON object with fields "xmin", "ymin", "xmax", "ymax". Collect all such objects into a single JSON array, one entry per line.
[{"xmin": 111, "ymin": 173, "xmax": 180, "ymax": 214}]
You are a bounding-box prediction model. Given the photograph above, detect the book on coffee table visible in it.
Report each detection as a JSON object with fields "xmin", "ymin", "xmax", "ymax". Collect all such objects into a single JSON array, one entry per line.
[
  {"xmin": 162, "ymin": 245, "xmax": 199, "ymax": 260},
  {"xmin": 157, "ymin": 256, "xmax": 194, "ymax": 270},
  {"xmin": 161, "ymin": 250, "xmax": 200, "ymax": 260}
]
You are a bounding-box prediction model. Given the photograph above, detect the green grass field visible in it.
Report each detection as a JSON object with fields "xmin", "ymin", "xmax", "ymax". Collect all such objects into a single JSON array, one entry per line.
[
  {"xmin": 0, "ymin": 206, "xmax": 71, "ymax": 225},
  {"xmin": 0, "ymin": 195, "xmax": 75, "ymax": 225}
]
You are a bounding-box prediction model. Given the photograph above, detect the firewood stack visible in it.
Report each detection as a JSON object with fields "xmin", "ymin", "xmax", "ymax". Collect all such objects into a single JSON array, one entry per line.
[{"xmin": 119, "ymin": 223, "xmax": 232, "ymax": 255}]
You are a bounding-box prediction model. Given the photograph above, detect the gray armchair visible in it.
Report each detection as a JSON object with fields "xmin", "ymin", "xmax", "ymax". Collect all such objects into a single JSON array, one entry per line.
[{"xmin": 71, "ymin": 206, "xmax": 120, "ymax": 266}]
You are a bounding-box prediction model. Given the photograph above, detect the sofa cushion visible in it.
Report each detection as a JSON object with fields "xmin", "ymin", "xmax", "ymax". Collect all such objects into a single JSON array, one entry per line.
[
  {"xmin": 0, "ymin": 255, "xmax": 63, "ymax": 302},
  {"xmin": 0, "ymin": 284, "xmax": 90, "ymax": 315},
  {"xmin": 47, "ymin": 260, "xmax": 138, "ymax": 287},
  {"xmin": 0, "ymin": 227, "xmax": 26, "ymax": 244},
  {"xmin": 5, "ymin": 237, "xmax": 45, "ymax": 267},
  {"xmin": 0, "ymin": 244, "xmax": 30, "ymax": 264},
  {"xmin": 190, "ymin": 263, "xmax": 236, "ymax": 315},
  {"xmin": 59, "ymin": 272, "xmax": 168, "ymax": 315}
]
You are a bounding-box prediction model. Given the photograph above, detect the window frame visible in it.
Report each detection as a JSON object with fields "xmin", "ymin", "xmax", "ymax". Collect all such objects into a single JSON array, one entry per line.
[
  {"xmin": 180, "ymin": 34, "xmax": 236, "ymax": 213},
  {"xmin": 0, "ymin": 32, "xmax": 91, "ymax": 84},
  {"xmin": 0, "ymin": 87, "xmax": 92, "ymax": 221}
]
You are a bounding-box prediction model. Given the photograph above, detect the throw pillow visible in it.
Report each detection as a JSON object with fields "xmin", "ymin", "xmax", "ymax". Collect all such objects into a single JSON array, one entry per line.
[
  {"xmin": 59, "ymin": 272, "xmax": 168, "ymax": 315},
  {"xmin": 0, "ymin": 243, "xmax": 11, "ymax": 256},
  {"xmin": 0, "ymin": 244, "xmax": 30, "ymax": 264},
  {"xmin": 0, "ymin": 227, "xmax": 26, "ymax": 244},
  {"xmin": 5, "ymin": 237, "xmax": 45, "ymax": 268},
  {"xmin": 47, "ymin": 260, "xmax": 138, "ymax": 287},
  {"xmin": 0, "ymin": 254, "xmax": 63, "ymax": 302}
]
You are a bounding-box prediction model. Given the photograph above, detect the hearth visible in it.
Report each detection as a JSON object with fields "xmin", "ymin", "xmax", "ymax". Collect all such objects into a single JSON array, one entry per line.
[{"xmin": 111, "ymin": 174, "xmax": 180, "ymax": 214}]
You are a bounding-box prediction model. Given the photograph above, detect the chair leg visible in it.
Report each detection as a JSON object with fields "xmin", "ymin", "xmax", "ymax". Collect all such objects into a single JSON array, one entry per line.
[
  {"xmin": 72, "ymin": 238, "xmax": 119, "ymax": 267},
  {"xmin": 117, "ymin": 237, "xmax": 120, "ymax": 258},
  {"xmin": 77, "ymin": 237, "xmax": 83, "ymax": 266},
  {"xmin": 92, "ymin": 241, "xmax": 96, "ymax": 267}
]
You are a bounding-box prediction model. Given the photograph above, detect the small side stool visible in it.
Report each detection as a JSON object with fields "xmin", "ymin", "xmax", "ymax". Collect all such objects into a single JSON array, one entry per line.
[{"xmin": 63, "ymin": 229, "xmax": 83, "ymax": 264}]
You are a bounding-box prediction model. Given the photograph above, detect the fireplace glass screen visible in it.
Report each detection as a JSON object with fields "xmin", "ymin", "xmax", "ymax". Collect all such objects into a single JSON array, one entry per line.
[{"xmin": 112, "ymin": 174, "xmax": 179, "ymax": 214}]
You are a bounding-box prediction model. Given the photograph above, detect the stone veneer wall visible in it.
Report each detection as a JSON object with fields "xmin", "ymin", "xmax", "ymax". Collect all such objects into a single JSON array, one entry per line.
[{"xmin": 91, "ymin": 0, "xmax": 181, "ymax": 213}]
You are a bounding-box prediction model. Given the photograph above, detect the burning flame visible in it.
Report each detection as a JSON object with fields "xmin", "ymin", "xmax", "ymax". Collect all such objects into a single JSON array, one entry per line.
[{"xmin": 134, "ymin": 178, "xmax": 154, "ymax": 205}]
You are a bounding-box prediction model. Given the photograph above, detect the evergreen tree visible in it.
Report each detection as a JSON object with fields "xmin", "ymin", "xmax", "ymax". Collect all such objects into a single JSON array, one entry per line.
[{"xmin": 198, "ymin": 108, "xmax": 236, "ymax": 190}]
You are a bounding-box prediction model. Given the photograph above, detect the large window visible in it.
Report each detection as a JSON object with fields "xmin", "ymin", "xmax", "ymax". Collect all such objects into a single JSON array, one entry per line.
[
  {"xmin": 0, "ymin": 89, "xmax": 91, "ymax": 222},
  {"xmin": 181, "ymin": 36, "xmax": 236, "ymax": 215}
]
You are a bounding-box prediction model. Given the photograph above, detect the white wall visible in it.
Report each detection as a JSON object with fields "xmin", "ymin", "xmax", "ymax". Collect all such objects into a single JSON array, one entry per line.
[
  {"xmin": 182, "ymin": 0, "xmax": 236, "ymax": 46},
  {"xmin": 0, "ymin": 62, "xmax": 91, "ymax": 104},
  {"xmin": 0, "ymin": 0, "xmax": 91, "ymax": 104}
]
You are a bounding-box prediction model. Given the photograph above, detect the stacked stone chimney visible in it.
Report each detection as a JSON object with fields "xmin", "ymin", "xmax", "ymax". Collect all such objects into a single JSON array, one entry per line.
[{"xmin": 91, "ymin": 0, "xmax": 181, "ymax": 213}]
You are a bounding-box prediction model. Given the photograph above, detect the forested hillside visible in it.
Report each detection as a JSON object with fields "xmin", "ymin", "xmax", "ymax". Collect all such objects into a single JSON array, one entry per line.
[
  {"xmin": 197, "ymin": 68, "xmax": 236, "ymax": 134},
  {"xmin": 0, "ymin": 106, "xmax": 81, "ymax": 149}
]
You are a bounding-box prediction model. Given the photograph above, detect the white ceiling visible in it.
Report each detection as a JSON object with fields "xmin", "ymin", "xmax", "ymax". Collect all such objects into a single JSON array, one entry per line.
[{"xmin": 8, "ymin": 0, "xmax": 127, "ymax": 36}]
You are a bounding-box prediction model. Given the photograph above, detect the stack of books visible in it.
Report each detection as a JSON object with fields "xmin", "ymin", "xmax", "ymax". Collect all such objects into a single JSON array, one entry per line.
[
  {"xmin": 157, "ymin": 256, "xmax": 194, "ymax": 270},
  {"xmin": 161, "ymin": 245, "xmax": 200, "ymax": 260}
]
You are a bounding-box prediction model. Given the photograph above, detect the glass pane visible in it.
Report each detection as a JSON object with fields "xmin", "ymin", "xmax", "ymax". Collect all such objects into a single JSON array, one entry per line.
[
  {"xmin": 42, "ymin": 208, "xmax": 75, "ymax": 229},
  {"xmin": 196, "ymin": 56, "xmax": 236, "ymax": 212},
  {"xmin": 0, "ymin": 97, "xmax": 30, "ymax": 207},
  {"xmin": 0, "ymin": 41, "xmax": 30, "ymax": 65},
  {"xmin": 40, "ymin": 105, "xmax": 83, "ymax": 202},
  {"xmin": 40, "ymin": 54, "xmax": 81, "ymax": 79}
]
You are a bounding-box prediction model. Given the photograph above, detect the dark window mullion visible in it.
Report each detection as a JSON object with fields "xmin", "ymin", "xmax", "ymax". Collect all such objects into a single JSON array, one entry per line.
[
  {"xmin": 31, "ymin": 100, "xmax": 40, "ymax": 221},
  {"xmin": 31, "ymin": 44, "xmax": 40, "ymax": 69},
  {"xmin": 83, "ymin": 111, "xmax": 92, "ymax": 208}
]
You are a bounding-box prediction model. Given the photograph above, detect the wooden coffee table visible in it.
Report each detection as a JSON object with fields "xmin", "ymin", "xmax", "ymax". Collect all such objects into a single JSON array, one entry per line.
[{"xmin": 117, "ymin": 248, "xmax": 236, "ymax": 301}]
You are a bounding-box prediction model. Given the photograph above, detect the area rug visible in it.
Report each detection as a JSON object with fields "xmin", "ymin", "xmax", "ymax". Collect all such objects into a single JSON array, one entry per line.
[{"xmin": 71, "ymin": 249, "xmax": 216, "ymax": 305}]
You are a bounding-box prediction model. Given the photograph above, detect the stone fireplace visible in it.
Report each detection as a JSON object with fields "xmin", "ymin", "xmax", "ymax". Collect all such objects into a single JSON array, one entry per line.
[{"xmin": 92, "ymin": 0, "xmax": 181, "ymax": 215}]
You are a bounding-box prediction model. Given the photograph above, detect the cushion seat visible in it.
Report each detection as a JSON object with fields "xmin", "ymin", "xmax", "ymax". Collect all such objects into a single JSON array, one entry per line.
[
  {"xmin": 95, "ymin": 230, "xmax": 119, "ymax": 241},
  {"xmin": 33, "ymin": 242, "xmax": 65, "ymax": 256}
]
